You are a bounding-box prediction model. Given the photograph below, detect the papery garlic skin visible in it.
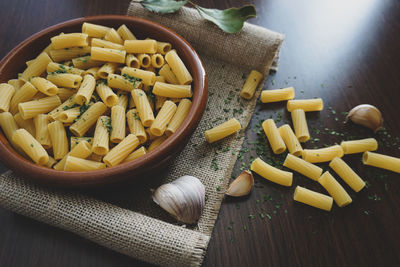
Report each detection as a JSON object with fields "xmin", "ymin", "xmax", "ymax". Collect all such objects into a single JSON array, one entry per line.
[
  {"xmin": 346, "ymin": 104, "xmax": 383, "ymax": 132},
  {"xmin": 152, "ymin": 175, "xmax": 205, "ymax": 224},
  {"xmin": 226, "ymin": 170, "xmax": 254, "ymax": 197}
]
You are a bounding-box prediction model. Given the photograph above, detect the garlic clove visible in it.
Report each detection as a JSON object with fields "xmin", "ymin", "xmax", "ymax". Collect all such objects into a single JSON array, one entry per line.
[
  {"xmin": 225, "ymin": 170, "xmax": 254, "ymax": 197},
  {"xmin": 152, "ymin": 175, "xmax": 205, "ymax": 224},
  {"xmin": 346, "ymin": 104, "xmax": 383, "ymax": 133}
]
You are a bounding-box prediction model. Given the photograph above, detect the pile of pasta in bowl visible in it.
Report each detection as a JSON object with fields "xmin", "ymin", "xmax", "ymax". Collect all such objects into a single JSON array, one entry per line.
[{"xmin": 0, "ymin": 22, "xmax": 193, "ymax": 171}]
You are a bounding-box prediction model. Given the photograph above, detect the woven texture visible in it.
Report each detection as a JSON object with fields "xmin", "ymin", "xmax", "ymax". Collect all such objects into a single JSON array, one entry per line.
[{"xmin": 0, "ymin": 3, "xmax": 284, "ymax": 267}]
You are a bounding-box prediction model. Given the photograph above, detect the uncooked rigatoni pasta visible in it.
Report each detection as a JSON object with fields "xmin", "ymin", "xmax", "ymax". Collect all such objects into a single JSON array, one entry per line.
[
  {"xmin": 262, "ymin": 119, "xmax": 286, "ymax": 154},
  {"xmin": 287, "ymin": 98, "xmax": 324, "ymax": 112},
  {"xmin": 283, "ymin": 154, "xmax": 322, "ymax": 181},
  {"xmin": 362, "ymin": 151, "xmax": 400, "ymax": 173},
  {"xmin": 261, "ymin": 87, "xmax": 295, "ymax": 103},
  {"xmin": 205, "ymin": 118, "xmax": 241, "ymax": 143},
  {"xmin": 250, "ymin": 157, "xmax": 293, "ymax": 186},
  {"xmin": 329, "ymin": 157, "xmax": 365, "ymax": 192},
  {"xmin": 318, "ymin": 171, "xmax": 352, "ymax": 207},
  {"xmin": 293, "ymin": 186, "xmax": 333, "ymax": 211},
  {"xmin": 240, "ymin": 70, "xmax": 263, "ymax": 99},
  {"xmin": 291, "ymin": 108, "xmax": 310, "ymax": 142},
  {"xmin": 302, "ymin": 145, "xmax": 344, "ymax": 163},
  {"xmin": 340, "ymin": 138, "xmax": 378, "ymax": 154},
  {"xmin": 278, "ymin": 124, "xmax": 302, "ymax": 156}
]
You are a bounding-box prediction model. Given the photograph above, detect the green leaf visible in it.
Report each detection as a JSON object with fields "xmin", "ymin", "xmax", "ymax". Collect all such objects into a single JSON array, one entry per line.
[
  {"xmin": 141, "ymin": 0, "xmax": 187, "ymax": 14},
  {"xmin": 193, "ymin": 4, "xmax": 257, "ymax": 33}
]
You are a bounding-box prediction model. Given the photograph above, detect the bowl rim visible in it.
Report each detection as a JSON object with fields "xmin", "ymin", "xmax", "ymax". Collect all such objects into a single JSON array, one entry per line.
[{"xmin": 0, "ymin": 15, "xmax": 208, "ymax": 186}]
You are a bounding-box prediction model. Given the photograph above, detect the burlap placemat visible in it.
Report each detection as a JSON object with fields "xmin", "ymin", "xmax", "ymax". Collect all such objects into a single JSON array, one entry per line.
[{"xmin": 0, "ymin": 3, "xmax": 283, "ymax": 266}]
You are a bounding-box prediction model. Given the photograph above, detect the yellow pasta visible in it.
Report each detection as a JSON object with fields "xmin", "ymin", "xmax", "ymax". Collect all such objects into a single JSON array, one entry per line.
[
  {"xmin": 159, "ymin": 64, "xmax": 179, "ymax": 84},
  {"xmin": 116, "ymin": 91, "xmax": 129, "ymax": 110},
  {"xmin": 278, "ymin": 124, "xmax": 302, "ymax": 156},
  {"xmin": 262, "ymin": 119, "xmax": 286, "ymax": 154},
  {"xmin": 69, "ymin": 102, "xmax": 107, "ymax": 137},
  {"xmin": 261, "ymin": 87, "xmax": 295, "ymax": 103},
  {"xmin": 57, "ymin": 88, "xmax": 76, "ymax": 102},
  {"xmin": 340, "ymin": 138, "xmax": 378, "ymax": 154},
  {"xmin": 131, "ymin": 89, "xmax": 155, "ymax": 127},
  {"xmin": 205, "ymin": 118, "xmax": 241, "ymax": 143},
  {"xmin": 126, "ymin": 109, "xmax": 147, "ymax": 144},
  {"xmin": 240, "ymin": 70, "xmax": 263, "ymax": 99},
  {"xmin": 82, "ymin": 22, "xmax": 110, "ymax": 38},
  {"xmin": 82, "ymin": 67, "xmax": 100, "ymax": 79},
  {"xmin": 165, "ymin": 50, "xmax": 192, "ymax": 85},
  {"xmin": 155, "ymin": 95, "xmax": 167, "ymax": 111},
  {"xmin": 103, "ymin": 134, "xmax": 140, "ymax": 166},
  {"xmin": 49, "ymin": 46, "xmax": 91, "ymax": 62},
  {"xmin": 18, "ymin": 95, "xmax": 61, "ymax": 119},
  {"xmin": 0, "ymin": 112, "xmax": 22, "ymax": 150},
  {"xmin": 12, "ymin": 129, "xmax": 49, "ymax": 165},
  {"xmin": 318, "ymin": 171, "xmax": 352, "ymax": 207},
  {"xmin": 0, "ymin": 83, "xmax": 16, "ymax": 112},
  {"xmin": 110, "ymin": 105, "xmax": 126, "ymax": 143},
  {"xmin": 123, "ymin": 146, "xmax": 147, "ymax": 162},
  {"xmin": 8, "ymin": 79, "xmax": 24, "ymax": 91},
  {"xmin": 251, "ymin": 157, "xmax": 293, "ymax": 186},
  {"xmin": 293, "ymin": 186, "xmax": 333, "ymax": 211},
  {"xmin": 53, "ymin": 140, "xmax": 92, "ymax": 170},
  {"xmin": 92, "ymin": 116, "xmax": 110, "ymax": 155},
  {"xmin": 75, "ymin": 74, "xmax": 96, "ymax": 105},
  {"xmin": 362, "ymin": 151, "xmax": 400, "ymax": 173},
  {"xmin": 165, "ymin": 99, "xmax": 192, "ymax": 137},
  {"xmin": 46, "ymin": 62, "xmax": 84, "ymax": 76},
  {"xmin": 33, "ymin": 114, "xmax": 52, "ymax": 149},
  {"xmin": 70, "ymin": 137, "xmax": 93, "ymax": 150},
  {"xmin": 124, "ymin": 40, "xmax": 157, "ymax": 54},
  {"xmin": 14, "ymin": 113, "xmax": 35, "ymax": 137},
  {"xmin": 45, "ymin": 156, "xmax": 57, "ymax": 168},
  {"xmin": 21, "ymin": 52, "xmax": 52, "ymax": 81},
  {"xmin": 126, "ymin": 54, "xmax": 140, "ymax": 68},
  {"xmin": 91, "ymin": 47, "xmax": 126, "ymax": 64},
  {"xmin": 150, "ymin": 100, "xmax": 177, "ymax": 136},
  {"xmin": 117, "ymin": 24, "xmax": 136, "ymax": 40},
  {"xmin": 56, "ymin": 107, "xmax": 80, "ymax": 123},
  {"xmin": 137, "ymin": 53, "xmax": 151, "ymax": 68},
  {"xmin": 287, "ymin": 98, "xmax": 324, "ymax": 112},
  {"xmin": 30, "ymin": 77, "xmax": 58, "ymax": 96},
  {"xmin": 51, "ymin": 33, "xmax": 88, "ymax": 49},
  {"xmin": 107, "ymin": 73, "xmax": 141, "ymax": 92},
  {"xmin": 47, "ymin": 94, "xmax": 76, "ymax": 120},
  {"xmin": 302, "ymin": 145, "xmax": 344, "ymax": 163},
  {"xmin": 148, "ymin": 135, "xmax": 168, "ymax": 152},
  {"xmin": 47, "ymin": 73, "xmax": 82, "ymax": 88},
  {"xmin": 9, "ymin": 82, "xmax": 38, "ymax": 114},
  {"xmin": 64, "ymin": 155, "xmax": 106, "ymax": 171},
  {"xmin": 91, "ymin": 38, "xmax": 124, "ymax": 50},
  {"xmin": 329, "ymin": 157, "xmax": 365, "ymax": 192},
  {"xmin": 283, "ymin": 154, "xmax": 322, "ymax": 181},
  {"xmin": 97, "ymin": 63, "xmax": 119, "ymax": 79},
  {"xmin": 291, "ymin": 108, "xmax": 310, "ymax": 142},
  {"xmin": 47, "ymin": 120, "xmax": 68, "ymax": 160},
  {"xmin": 72, "ymin": 55, "xmax": 103, "ymax": 69},
  {"xmin": 104, "ymin": 28, "xmax": 124, "ymax": 45},
  {"xmin": 151, "ymin": 54, "xmax": 164, "ymax": 68},
  {"xmin": 96, "ymin": 83, "xmax": 118, "ymax": 107},
  {"xmin": 153, "ymin": 82, "xmax": 192, "ymax": 98},
  {"xmin": 156, "ymin": 41, "xmax": 171, "ymax": 55},
  {"xmin": 121, "ymin": 67, "xmax": 156, "ymax": 86}
]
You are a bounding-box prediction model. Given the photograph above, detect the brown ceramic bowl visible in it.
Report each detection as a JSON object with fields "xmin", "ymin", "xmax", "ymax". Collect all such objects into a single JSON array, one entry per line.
[{"xmin": 0, "ymin": 15, "xmax": 207, "ymax": 187}]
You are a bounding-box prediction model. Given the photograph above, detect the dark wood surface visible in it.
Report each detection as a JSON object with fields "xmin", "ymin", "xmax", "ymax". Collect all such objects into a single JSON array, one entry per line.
[{"xmin": 1, "ymin": 0, "xmax": 400, "ymax": 266}]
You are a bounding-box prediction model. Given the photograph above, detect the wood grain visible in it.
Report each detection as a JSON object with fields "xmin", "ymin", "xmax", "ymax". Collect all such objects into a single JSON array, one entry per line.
[{"xmin": 1, "ymin": 0, "xmax": 400, "ymax": 266}]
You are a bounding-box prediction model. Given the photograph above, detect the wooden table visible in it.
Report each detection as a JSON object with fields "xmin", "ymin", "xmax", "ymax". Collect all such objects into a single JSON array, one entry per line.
[{"xmin": 1, "ymin": 0, "xmax": 400, "ymax": 266}]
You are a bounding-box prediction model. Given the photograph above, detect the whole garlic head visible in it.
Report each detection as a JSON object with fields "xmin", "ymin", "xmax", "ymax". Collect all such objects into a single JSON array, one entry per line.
[
  {"xmin": 346, "ymin": 104, "xmax": 383, "ymax": 132},
  {"xmin": 152, "ymin": 175, "xmax": 205, "ymax": 224}
]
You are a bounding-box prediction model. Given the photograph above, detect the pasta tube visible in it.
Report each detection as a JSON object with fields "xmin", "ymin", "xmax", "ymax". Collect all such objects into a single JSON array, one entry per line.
[
  {"xmin": 97, "ymin": 63, "xmax": 119, "ymax": 79},
  {"xmin": 70, "ymin": 137, "xmax": 93, "ymax": 150},
  {"xmin": 341, "ymin": 138, "xmax": 378, "ymax": 154},
  {"xmin": 126, "ymin": 54, "xmax": 140, "ymax": 68},
  {"xmin": 150, "ymin": 100, "xmax": 177, "ymax": 136},
  {"xmin": 104, "ymin": 28, "xmax": 123, "ymax": 45},
  {"xmin": 48, "ymin": 94, "xmax": 76, "ymax": 120},
  {"xmin": 8, "ymin": 79, "xmax": 24, "ymax": 91},
  {"xmin": 287, "ymin": 98, "xmax": 324, "ymax": 112},
  {"xmin": 278, "ymin": 124, "xmax": 302, "ymax": 156},
  {"xmin": 51, "ymin": 33, "xmax": 88, "ymax": 49},
  {"xmin": 30, "ymin": 77, "xmax": 58, "ymax": 96},
  {"xmin": 293, "ymin": 186, "xmax": 333, "ymax": 211},
  {"xmin": 69, "ymin": 102, "xmax": 107, "ymax": 137},
  {"xmin": 148, "ymin": 135, "xmax": 168, "ymax": 152},
  {"xmin": 46, "ymin": 62, "xmax": 84, "ymax": 76},
  {"xmin": 21, "ymin": 52, "xmax": 52, "ymax": 81},
  {"xmin": 10, "ymin": 82, "xmax": 37, "ymax": 114},
  {"xmin": 261, "ymin": 87, "xmax": 295, "ymax": 103},
  {"xmin": 12, "ymin": 129, "xmax": 49, "ymax": 165},
  {"xmin": 116, "ymin": 91, "xmax": 129, "ymax": 110},
  {"xmin": 205, "ymin": 118, "xmax": 241, "ymax": 143},
  {"xmin": 159, "ymin": 64, "xmax": 179, "ymax": 84},
  {"xmin": 103, "ymin": 134, "xmax": 140, "ymax": 166},
  {"xmin": 91, "ymin": 38, "xmax": 124, "ymax": 50},
  {"xmin": 302, "ymin": 145, "xmax": 344, "ymax": 163},
  {"xmin": 262, "ymin": 119, "xmax": 286, "ymax": 154},
  {"xmin": 75, "ymin": 74, "xmax": 96, "ymax": 105},
  {"xmin": 82, "ymin": 67, "xmax": 99, "ymax": 79},
  {"xmin": 92, "ymin": 116, "xmax": 110, "ymax": 155},
  {"xmin": 126, "ymin": 109, "xmax": 147, "ymax": 143},
  {"xmin": 131, "ymin": 89, "xmax": 155, "ymax": 127},
  {"xmin": 155, "ymin": 95, "xmax": 167, "ymax": 111},
  {"xmin": 49, "ymin": 46, "xmax": 91, "ymax": 62},
  {"xmin": 151, "ymin": 54, "xmax": 164, "ymax": 68},
  {"xmin": 0, "ymin": 83, "xmax": 16, "ymax": 112},
  {"xmin": 121, "ymin": 67, "xmax": 156, "ymax": 86},
  {"xmin": 53, "ymin": 140, "xmax": 92, "ymax": 170},
  {"xmin": 291, "ymin": 109, "xmax": 310, "ymax": 142},
  {"xmin": 165, "ymin": 50, "xmax": 193, "ymax": 85},
  {"xmin": 117, "ymin": 24, "xmax": 136, "ymax": 40},
  {"xmin": 96, "ymin": 83, "xmax": 118, "ymax": 107},
  {"xmin": 283, "ymin": 154, "xmax": 322, "ymax": 181},
  {"xmin": 82, "ymin": 22, "xmax": 110, "ymax": 38},
  {"xmin": 329, "ymin": 157, "xmax": 365, "ymax": 192},
  {"xmin": 56, "ymin": 107, "xmax": 80, "ymax": 123},
  {"xmin": 124, "ymin": 40, "xmax": 157, "ymax": 54},
  {"xmin": 146, "ymin": 128, "xmax": 158, "ymax": 141},
  {"xmin": 318, "ymin": 171, "xmax": 352, "ymax": 207},
  {"xmin": 33, "ymin": 114, "xmax": 52, "ymax": 149},
  {"xmin": 14, "ymin": 113, "xmax": 35, "ymax": 137},
  {"xmin": 48, "ymin": 120, "xmax": 68, "ymax": 160},
  {"xmin": 45, "ymin": 156, "xmax": 57, "ymax": 168},
  {"xmin": 240, "ymin": 70, "xmax": 263, "ymax": 99},
  {"xmin": 123, "ymin": 146, "xmax": 147, "ymax": 162},
  {"xmin": 362, "ymin": 151, "xmax": 400, "ymax": 173},
  {"xmin": 64, "ymin": 156, "xmax": 106, "ymax": 171},
  {"xmin": 251, "ymin": 157, "xmax": 293, "ymax": 186},
  {"xmin": 47, "ymin": 73, "xmax": 82, "ymax": 88},
  {"xmin": 110, "ymin": 105, "xmax": 126, "ymax": 143},
  {"xmin": 156, "ymin": 41, "xmax": 171, "ymax": 55},
  {"xmin": 137, "ymin": 54, "xmax": 151, "ymax": 68},
  {"xmin": 0, "ymin": 112, "xmax": 22, "ymax": 150},
  {"xmin": 152, "ymin": 82, "xmax": 192, "ymax": 98},
  {"xmin": 91, "ymin": 47, "xmax": 126, "ymax": 64},
  {"xmin": 18, "ymin": 95, "xmax": 61, "ymax": 119},
  {"xmin": 108, "ymin": 74, "xmax": 141, "ymax": 92},
  {"xmin": 72, "ymin": 55, "xmax": 103, "ymax": 69},
  {"xmin": 57, "ymin": 88, "xmax": 76, "ymax": 102},
  {"xmin": 165, "ymin": 99, "xmax": 192, "ymax": 137}
]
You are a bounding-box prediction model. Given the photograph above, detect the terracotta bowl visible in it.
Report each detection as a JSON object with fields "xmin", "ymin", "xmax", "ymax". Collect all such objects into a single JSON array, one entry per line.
[{"xmin": 0, "ymin": 15, "xmax": 207, "ymax": 187}]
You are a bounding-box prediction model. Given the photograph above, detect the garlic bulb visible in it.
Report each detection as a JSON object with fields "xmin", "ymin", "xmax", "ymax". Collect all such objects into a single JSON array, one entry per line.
[
  {"xmin": 346, "ymin": 104, "xmax": 383, "ymax": 132},
  {"xmin": 225, "ymin": 170, "xmax": 254, "ymax": 197},
  {"xmin": 152, "ymin": 175, "xmax": 205, "ymax": 224}
]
